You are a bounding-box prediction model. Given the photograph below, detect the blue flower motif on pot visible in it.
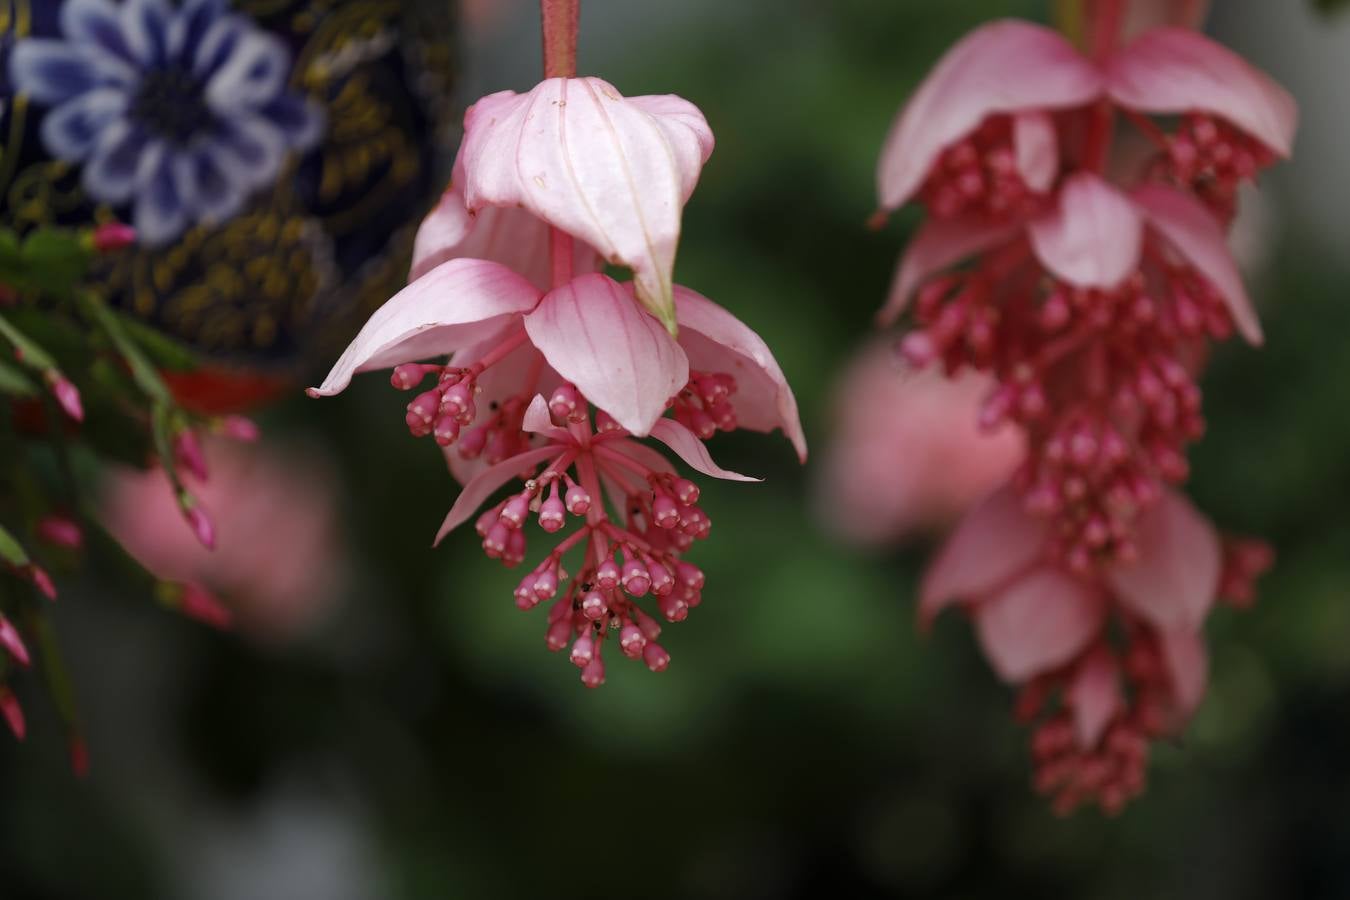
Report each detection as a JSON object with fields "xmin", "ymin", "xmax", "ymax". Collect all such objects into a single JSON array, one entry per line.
[{"xmin": 9, "ymin": 0, "xmax": 324, "ymax": 245}]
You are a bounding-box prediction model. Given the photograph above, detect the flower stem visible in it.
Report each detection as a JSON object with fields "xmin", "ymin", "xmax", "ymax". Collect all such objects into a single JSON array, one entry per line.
[
  {"xmin": 540, "ymin": 0, "xmax": 579, "ymax": 79},
  {"xmin": 540, "ymin": 0, "xmax": 580, "ymax": 285},
  {"xmin": 1082, "ymin": 0, "xmax": 1125, "ymax": 173}
]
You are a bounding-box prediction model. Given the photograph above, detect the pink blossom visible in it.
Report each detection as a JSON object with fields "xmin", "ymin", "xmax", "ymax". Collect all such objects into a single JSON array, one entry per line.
[
  {"xmin": 818, "ymin": 339, "xmax": 1023, "ymax": 545},
  {"xmin": 313, "ymin": 70, "xmax": 804, "ymax": 684},
  {"xmin": 922, "ymin": 486, "xmax": 1219, "ymax": 815},
  {"xmin": 101, "ymin": 439, "xmax": 344, "ymax": 642},
  {"xmin": 876, "ymin": 11, "xmax": 1290, "ymax": 812}
]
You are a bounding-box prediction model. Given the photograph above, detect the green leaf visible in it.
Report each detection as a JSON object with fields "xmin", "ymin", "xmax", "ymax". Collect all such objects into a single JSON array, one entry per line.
[
  {"xmin": 0, "ymin": 360, "xmax": 38, "ymax": 397},
  {"xmin": 0, "ymin": 312, "xmax": 58, "ymax": 372},
  {"xmin": 76, "ymin": 291, "xmax": 173, "ymax": 404},
  {"xmin": 0, "ymin": 523, "xmax": 31, "ymax": 567},
  {"xmin": 118, "ymin": 315, "xmax": 200, "ymax": 371},
  {"xmin": 20, "ymin": 229, "xmax": 89, "ymax": 293}
]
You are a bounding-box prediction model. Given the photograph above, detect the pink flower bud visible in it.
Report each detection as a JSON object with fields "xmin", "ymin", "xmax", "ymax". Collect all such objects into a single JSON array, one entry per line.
[
  {"xmin": 37, "ymin": 515, "xmax": 83, "ymax": 550},
  {"xmin": 180, "ymin": 583, "xmax": 232, "ymax": 629},
  {"xmin": 545, "ymin": 616, "xmax": 573, "ymax": 652},
  {"xmin": 533, "ymin": 567, "xmax": 559, "ymax": 601},
  {"xmin": 652, "ymin": 493, "xmax": 680, "ymax": 529},
  {"xmin": 46, "ymin": 373, "xmax": 83, "ymax": 422},
  {"xmin": 580, "ymin": 655, "xmax": 606, "ymax": 688},
  {"xmin": 569, "ymin": 633, "xmax": 595, "ymax": 668},
  {"xmin": 564, "ymin": 483, "xmax": 591, "ymax": 516},
  {"xmin": 499, "ymin": 492, "xmax": 531, "ymax": 529},
  {"xmin": 0, "ymin": 616, "xmax": 30, "ymax": 667},
  {"xmin": 619, "ymin": 623, "xmax": 646, "ymax": 658},
  {"xmin": 184, "ymin": 505, "xmax": 215, "ymax": 549},
  {"xmin": 621, "ymin": 558, "xmax": 650, "ymax": 597},
  {"xmin": 538, "ymin": 494, "xmax": 566, "ymax": 532},
  {"xmin": 27, "ymin": 565, "xmax": 57, "ymax": 601},
  {"xmin": 580, "ymin": 590, "xmax": 607, "ymax": 620},
  {"xmin": 174, "ymin": 430, "xmax": 209, "ymax": 482},
  {"xmin": 548, "ymin": 383, "xmax": 581, "ymax": 423},
  {"xmin": 218, "ymin": 415, "xmax": 261, "ymax": 442},
  {"xmin": 91, "ymin": 221, "xmax": 137, "ymax": 252},
  {"xmin": 0, "ymin": 687, "xmax": 25, "ymax": 740},
  {"xmin": 642, "ymin": 642, "xmax": 671, "ymax": 673}
]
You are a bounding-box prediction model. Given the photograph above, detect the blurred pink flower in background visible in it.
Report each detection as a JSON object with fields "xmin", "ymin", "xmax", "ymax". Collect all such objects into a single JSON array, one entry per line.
[
  {"xmin": 818, "ymin": 338, "xmax": 1023, "ymax": 546},
  {"xmin": 102, "ymin": 439, "xmax": 344, "ymax": 642}
]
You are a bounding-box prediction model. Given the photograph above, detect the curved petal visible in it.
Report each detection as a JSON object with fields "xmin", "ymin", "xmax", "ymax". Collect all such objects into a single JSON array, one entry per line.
[
  {"xmin": 973, "ymin": 568, "xmax": 1106, "ymax": 683},
  {"xmin": 877, "ymin": 20, "xmax": 1102, "ymax": 211},
  {"xmin": 1106, "ymin": 491, "xmax": 1220, "ymax": 632},
  {"xmin": 672, "ymin": 284, "xmax": 807, "ymax": 462},
  {"xmin": 462, "ymin": 78, "xmax": 713, "ymax": 331},
  {"xmin": 1028, "ymin": 172, "xmax": 1142, "ymax": 289},
  {"xmin": 433, "ymin": 445, "xmax": 560, "ymax": 545},
  {"xmin": 523, "ymin": 273, "xmax": 688, "ymax": 437},
  {"xmin": 1013, "ymin": 110, "xmax": 1058, "ymax": 193},
  {"xmin": 39, "ymin": 88, "xmax": 127, "ymax": 162},
  {"xmin": 1159, "ymin": 627, "xmax": 1208, "ymax": 720},
  {"xmin": 918, "ymin": 484, "xmax": 1047, "ymax": 629},
  {"xmin": 121, "ymin": 0, "xmax": 172, "ymax": 68},
  {"xmin": 8, "ymin": 40, "xmax": 116, "ymax": 104},
  {"xmin": 1106, "ymin": 27, "xmax": 1296, "ymax": 158},
  {"xmin": 1133, "ymin": 182, "xmax": 1262, "ymax": 344},
  {"xmin": 649, "ymin": 418, "xmax": 759, "ymax": 482},
  {"xmin": 133, "ymin": 142, "xmax": 188, "ymax": 246},
  {"xmin": 410, "ymin": 182, "xmax": 599, "ymax": 290},
  {"xmin": 204, "ymin": 28, "xmax": 290, "ymax": 112},
  {"xmin": 81, "ymin": 118, "xmax": 149, "ymax": 204},
  {"xmin": 624, "ymin": 93, "xmax": 716, "ymax": 199},
  {"xmin": 878, "ymin": 216, "xmax": 1019, "ymax": 326},
  {"xmin": 603, "ymin": 438, "xmax": 677, "ymax": 477},
  {"xmin": 62, "ymin": 0, "xmax": 136, "ymax": 63},
  {"xmin": 172, "ymin": 142, "xmax": 244, "ymax": 223},
  {"xmin": 521, "ymin": 394, "xmax": 572, "ymax": 443},
  {"xmin": 1068, "ymin": 646, "xmax": 1121, "ymax": 749},
  {"xmin": 309, "ymin": 259, "xmax": 542, "ymax": 397}
]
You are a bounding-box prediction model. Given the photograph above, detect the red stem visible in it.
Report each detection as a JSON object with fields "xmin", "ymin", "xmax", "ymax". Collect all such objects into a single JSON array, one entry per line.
[
  {"xmin": 1082, "ymin": 0, "xmax": 1126, "ymax": 172},
  {"xmin": 540, "ymin": 0, "xmax": 579, "ymax": 288}
]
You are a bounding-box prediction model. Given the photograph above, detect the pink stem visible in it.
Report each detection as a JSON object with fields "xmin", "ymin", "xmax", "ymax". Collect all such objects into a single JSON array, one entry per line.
[
  {"xmin": 540, "ymin": 0, "xmax": 580, "ymax": 288},
  {"xmin": 469, "ymin": 327, "xmax": 530, "ymax": 374},
  {"xmin": 1082, "ymin": 0, "xmax": 1125, "ymax": 173}
]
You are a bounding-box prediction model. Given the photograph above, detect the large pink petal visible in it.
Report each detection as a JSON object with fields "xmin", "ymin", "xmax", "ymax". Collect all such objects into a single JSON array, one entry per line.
[
  {"xmin": 1106, "ymin": 27, "xmax": 1296, "ymax": 159},
  {"xmin": 649, "ymin": 418, "xmax": 759, "ymax": 482},
  {"xmin": 918, "ymin": 485, "xmax": 1047, "ymax": 628},
  {"xmin": 974, "ymin": 568, "xmax": 1106, "ymax": 683},
  {"xmin": 1068, "ymin": 646, "xmax": 1121, "ymax": 749},
  {"xmin": 523, "ymin": 273, "xmax": 688, "ymax": 437},
  {"xmin": 309, "ymin": 259, "xmax": 542, "ymax": 397},
  {"xmin": 672, "ymin": 284, "xmax": 807, "ymax": 462},
  {"xmin": 461, "ymin": 78, "xmax": 713, "ymax": 331},
  {"xmin": 1106, "ymin": 490, "xmax": 1221, "ymax": 632},
  {"xmin": 433, "ymin": 445, "xmax": 561, "ymax": 545},
  {"xmin": 1028, "ymin": 172, "xmax": 1142, "ymax": 290},
  {"xmin": 1159, "ymin": 627, "xmax": 1209, "ymax": 721},
  {"xmin": 877, "ymin": 20, "xmax": 1102, "ymax": 211},
  {"xmin": 878, "ymin": 217, "xmax": 1020, "ymax": 326},
  {"xmin": 1133, "ymin": 182, "xmax": 1262, "ymax": 344}
]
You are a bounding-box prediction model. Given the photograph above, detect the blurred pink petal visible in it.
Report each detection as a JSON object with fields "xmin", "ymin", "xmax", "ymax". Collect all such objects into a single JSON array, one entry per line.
[
  {"xmin": 309, "ymin": 259, "xmax": 542, "ymax": 397},
  {"xmin": 1159, "ymin": 627, "xmax": 1209, "ymax": 719},
  {"xmin": 1107, "ymin": 491, "xmax": 1222, "ymax": 633},
  {"xmin": 523, "ymin": 273, "xmax": 688, "ymax": 436},
  {"xmin": 102, "ymin": 440, "xmax": 344, "ymax": 641},
  {"xmin": 1013, "ymin": 110, "xmax": 1059, "ymax": 193},
  {"xmin": 919, "ymin": 484, "xmax": 1044, "ymax": 629},
  {"xmin": 1106, "ymin": 27, "xmax": 1297, "ymax": 158},
  {"xmin": 1028, "ymin": 173, "xmax": 1143, "ymax": 290},
  {"xmin": 1068, "ymin": 646, "xmax": 1121, "ymax": 749},
  {"xmin": 877, "ymin": 20, "xmax": 1102, "ymax": 212},
  {"xmin": 879, "ymin": 216, "xmax": 1020, "ymax": 326},
  {"xmin": 1134, "ymin": 182, "xmax": 1263, "ymax": 344},
  {"xmin": 821, "ymin": 341, "xmax": 1023, "ymax": 550},
  {"xmin": 672, "ymin": 284, "xmax": 807, "ymax": 461},
  {"xmin": 462, "ymin": 78, "xmax": 713, "ymax": 330},
  {"xmin": 649, "ymin": 419, "xmax": 758, "ymax": 482},
  {"xmin": 973, "ymin": 569, "xmax": 1106, "ymax": 683}
]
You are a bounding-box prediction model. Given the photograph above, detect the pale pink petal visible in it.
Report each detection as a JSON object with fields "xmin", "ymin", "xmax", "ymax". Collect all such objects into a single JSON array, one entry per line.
[
  {"xmin": 918, "ymin": 485, "xmax": 1047, "ymax": 628},
  {"xmin": 521, "ymin": 394, "xmax": 572, "ymax": 443},
  {"xmin": 1028, "ymin": 172, "xmax": 1143, "ymax": 289},
  {"xmin": 1013, "ymin": 110, "xmax": 1058, "ymax": 193},
  {"xmin": 434, "ymin": 445, "xmax": 561, "ymax": 545},
  {"xmin": 409, "ymin": 183, "xmax": 600, "ymax": 290},
  {"xmin": 1106, "ymin": 491, "xmax": 1221, "ymax": 632},
  {"xmin": 1159, "ymin": 627, "xmax": 1209, "ymax": 720},
  {"xmin": 523, "ymin": 273, "xmax": 688, "ymax": 437},
  {"xmin": 877, "ymin": 20, "xmax": 1102, "ymax": 211},
  {"xmin": 309, "ymin": 259, "xmax": 541, "ymax": 397},
  {"xmin": 649, "ymin": 418, "xmax": 759, "ymax": 482},
  {"xmin": 672, "ymin": 284, "xmax": 807, "ymax": 462},
  {"xmin": 1133, "ymin": 182, "xmax": 1262, "ymax": 344},
  {"xmin": 974, "ymin": 568, "xmax": 1106, "ymax": 683},
  {"xmin": 1106, "ymin": 27, "xmax": 1297, "ymax": 158},
  {"xmin": 604, "ymin": 438, "xmax": 677, "ymax": 477},
  {"xmin": 878, "ymin": 217, "xmax": 1020, "ymax": 326},
  {"xmin": 462, "ymin": 78, "xmax": 713, "ymax": 331},
  {"xmin": 1068, "ymin": 646, "xmax": 1121, "ymax": 749}
]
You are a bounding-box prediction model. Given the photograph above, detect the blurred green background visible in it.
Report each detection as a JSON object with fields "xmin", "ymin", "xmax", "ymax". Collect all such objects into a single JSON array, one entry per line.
[{"xmin": 5, "ymin": 1, "xmax": 1350, "ymax": 897}]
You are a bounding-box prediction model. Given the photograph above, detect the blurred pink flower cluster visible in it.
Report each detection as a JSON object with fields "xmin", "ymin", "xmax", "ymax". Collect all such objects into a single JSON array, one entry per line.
[
  {"xmin": 312, "ymin": 5, "xmax": 804, "ymax": 687},
  {"xmin": 860, "ymin": 1, "xmax": 1292, "ymax": 813}
]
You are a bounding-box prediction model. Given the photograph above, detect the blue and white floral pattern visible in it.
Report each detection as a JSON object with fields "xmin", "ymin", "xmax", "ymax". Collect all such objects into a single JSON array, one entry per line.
[{"xmin": 10, "ymin": 0, "xmax": 324, "ymax": 245}]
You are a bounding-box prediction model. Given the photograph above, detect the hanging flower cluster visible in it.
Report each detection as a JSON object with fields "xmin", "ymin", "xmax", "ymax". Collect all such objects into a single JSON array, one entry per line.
[
  {"xmin": 312, "ymin": 76, "xmax": 805, "ymax": 687},
  {"xmin": 873, "ymin": 8, "xmax": 1294, "ymax": 813}
]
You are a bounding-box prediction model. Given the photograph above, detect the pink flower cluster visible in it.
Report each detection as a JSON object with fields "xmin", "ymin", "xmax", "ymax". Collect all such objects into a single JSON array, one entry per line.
[
  {"xmin": 313, "ymin": 77, "xmax": 805, "ymax": 687},
  {"xmin": 875, "ymin": 11, "xmax": 1294, "ymax": 812}
]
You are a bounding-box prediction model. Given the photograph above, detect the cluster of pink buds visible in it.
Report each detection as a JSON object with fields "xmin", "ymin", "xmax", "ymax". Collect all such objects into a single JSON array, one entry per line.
[
  {"xmin": 877, "ymin": 5, "xmax": 1294, "ymax": 812},
  {"xmin": 312, "ymin": 0, "xmax": 805, "ymax": 686}
]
